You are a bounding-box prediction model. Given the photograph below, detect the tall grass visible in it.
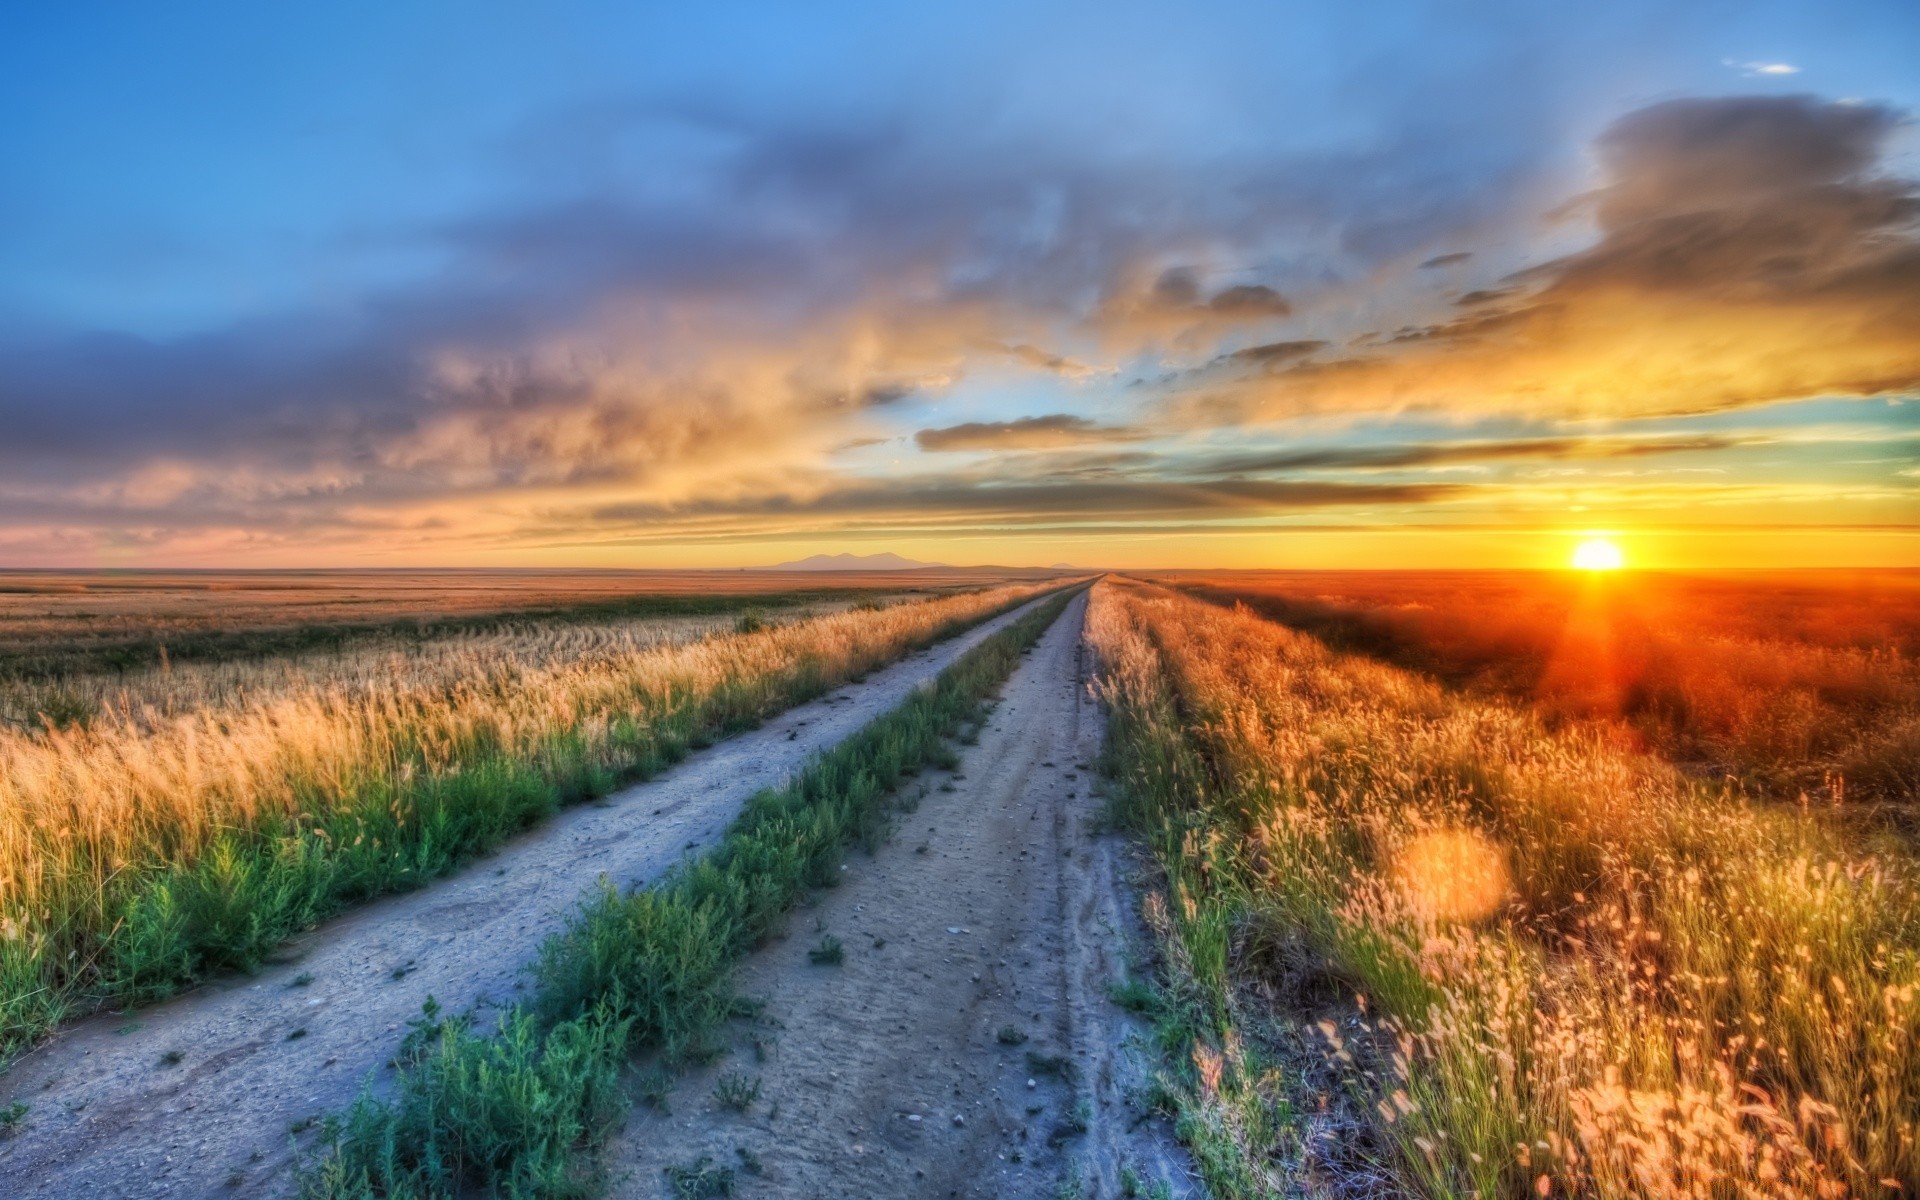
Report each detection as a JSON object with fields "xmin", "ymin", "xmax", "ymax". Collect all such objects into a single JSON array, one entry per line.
[
  {"xmin": 299, "ymin": 587, "xmax": 1081, "ymax": 1198},
  {"xmin": 1165, "ymin": 570, "xmax": 1920, "ymax": 805},
  {"xmin": 0, "ymin": 583, "xmax": 1056, "ymax": 1058},
  {"xmin": 1088, "ymin": 579, "xmax": 1919, "ymax": 1198}
]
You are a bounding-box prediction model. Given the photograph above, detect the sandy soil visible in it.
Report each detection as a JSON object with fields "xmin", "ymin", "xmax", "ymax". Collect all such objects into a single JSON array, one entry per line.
[
  {"xmin": 603, "ymin": 589, "xmax": 1195, "ymax": 1199},
  {"xmin": 0, "ymin": 596, "xmax": 1053, "ymax": 1199}
]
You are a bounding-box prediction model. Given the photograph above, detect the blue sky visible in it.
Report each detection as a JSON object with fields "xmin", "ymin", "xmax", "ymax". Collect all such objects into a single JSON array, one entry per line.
[{"xmin": 1, "ymin": 0, "xmax": 1916, "ymax": 566}]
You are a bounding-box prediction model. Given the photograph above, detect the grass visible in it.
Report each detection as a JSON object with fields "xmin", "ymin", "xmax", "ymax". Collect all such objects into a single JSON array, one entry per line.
[
  {"xmin": 712, "ymin": 1071, "xmax": 761, "ymax": 1112},
  {"xmin": 298, "ymin": 586, "xmax": 1080, "ymax": 1197},
  {"xmin": 806, "ymin": 935, "xmax": 845, "ymax": 966},
  {"xmin": 0, "ymin": 581, "xmax": 1055, "ymax": 1060},
  {"xmin": 664, "ymin": 1155, "xmax": 736, "ymax": 1199},
  {"xmin": 1088, "ymin": 577, "xmax": 1920, "ymax": 1197},
  {"xmin": 1162, "ymin": 568, "xmax": 1920, "ymax": 806}
]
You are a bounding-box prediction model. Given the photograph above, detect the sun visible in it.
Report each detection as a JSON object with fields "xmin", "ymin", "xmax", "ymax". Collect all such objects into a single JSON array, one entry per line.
[{"xmin": 1571, "ymin": 537, "xmax": 1625, "ymax": 571}]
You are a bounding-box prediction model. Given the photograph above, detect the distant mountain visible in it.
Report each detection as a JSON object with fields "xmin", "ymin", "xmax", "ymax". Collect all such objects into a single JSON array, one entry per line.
[
  {"xmin": 769, "ymin": 552, "xmax": 944, "ymax": 571},
  {"xmin": 1048, "ymin": 563, "xmax": 1076, "ymax": 569}
]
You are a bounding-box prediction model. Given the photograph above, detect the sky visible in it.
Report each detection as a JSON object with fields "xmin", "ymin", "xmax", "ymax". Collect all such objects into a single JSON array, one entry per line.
[{"xmin": 2, "ymin": 0, "xmax": 1917, "ymax": 569}]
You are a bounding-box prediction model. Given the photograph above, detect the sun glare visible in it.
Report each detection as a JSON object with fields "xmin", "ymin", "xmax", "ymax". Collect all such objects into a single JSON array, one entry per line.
[{"xmin": 1571, "ymin": 537, "xmax": 1625, "ymax": 571}]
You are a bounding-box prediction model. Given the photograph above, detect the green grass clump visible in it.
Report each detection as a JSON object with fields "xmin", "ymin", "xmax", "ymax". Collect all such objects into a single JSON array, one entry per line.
[
  {"xmin": 300, "ymin": 587, "xmax": 1080, "ymax": 1197},
  {"xmin": 712, "ymin": 1071, "xmax": 761, "ymax": 1112},
  {"xmin": 299, "ymin": 1004, "xmax": 630, "ymax": 1200}
]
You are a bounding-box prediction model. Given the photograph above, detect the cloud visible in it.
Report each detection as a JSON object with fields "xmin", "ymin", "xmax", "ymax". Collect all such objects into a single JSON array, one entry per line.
[
  {"xmin": 915, "ymin": 414, "xmax": 1145, "ymax": 451},
  {"xmin": 1197, "ymin": 433, "xmax": 1747, "ymax": 474},
  {"xmin": 1227, "ymin": 339, "xmax": 1332, "ymax": 366},
  {"xmin": 2, "ymin": 81, "xmax": 1910, "ymax": 562},
  {"xmin": 1184, "ymin": 94, "xmax": 1920, "ymax": 424},
  {"xmin": 583, "ymin": 476, "xmax": 1465, "ymax": 527},
  {"xmin": 1725, "ymin": 59, "xmax": 1801, "ymax": 77}
]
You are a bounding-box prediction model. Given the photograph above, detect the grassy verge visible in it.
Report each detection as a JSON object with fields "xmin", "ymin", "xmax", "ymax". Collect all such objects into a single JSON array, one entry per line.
[
  {"xmin": 1, "ymin": 584, "xmax": 1058, "ymax": 1061},
  {"xmin": 298, "ymin": 587, "xmax": 1080, "ymax": 1198},
  {"xmin": 0, "ymin": 589, "xmax": 869, "ymax": 684},
  {"xmin": 1087, "ymin": 579, "xmax": 1920, "ymax": 1198}
]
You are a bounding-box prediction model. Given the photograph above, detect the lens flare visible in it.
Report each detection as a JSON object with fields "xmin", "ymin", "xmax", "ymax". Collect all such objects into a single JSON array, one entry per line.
[
  {"xmin": 1392, "ymin": 829, "xmax": 1511, "ymax": 923},
  {"xmin": 1571, "ymin": 537, "xmax": 1625, "ymax": 571}
]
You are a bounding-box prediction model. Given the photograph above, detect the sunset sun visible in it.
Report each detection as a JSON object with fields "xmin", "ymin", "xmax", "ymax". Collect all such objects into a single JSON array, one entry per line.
[{"xmin": 1571, "ymin": 537, "xmax": 1626, "ymax": 571}]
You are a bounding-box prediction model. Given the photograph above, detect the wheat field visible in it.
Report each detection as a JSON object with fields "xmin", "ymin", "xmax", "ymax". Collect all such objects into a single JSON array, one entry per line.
[
  {"xmin": 0, "ymin": 582, "xmax": 1051, "ymax": 1057},
  {"xmin": 1089, "ymin": 579, "xmax": 1919, "ymax": 1198}
]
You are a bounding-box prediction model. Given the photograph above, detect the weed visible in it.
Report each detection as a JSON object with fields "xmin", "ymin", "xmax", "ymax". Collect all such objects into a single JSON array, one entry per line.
[
  {"xmin": 747, "ymin": 1028, "xmax": 777, "ymax": 1064},
  {"xmin": 1106, "ymin": 976, "xmax": 1156, "ymax": 1014},
  {"xmin": 299, "ymin": 1004, "xmax": 629, "ymax": 1198},
  {"xmin": 1053, "ymin": 1163, "xmax": 1087, "ymax": 1199},
  {"xmin": 734, "ymin": 1145, "xmax": 763, "ymax": 1175},
  {"xmin": 160, "ymin": 1049, "xmax": 184, "ymax": 1066},
  {"xmin": 712, "ymin": 1071, "xmax": 761, "ymax": 1112},
  {"xmin": 0, "ymin": 1100, "xmax": 26, "ymax": 1134},
  {"xmin": 807, "ymin": 936, "xmax": 844, "ymax": 966},
  {"xmin": 288, "ymin": 973, "xmax": 314, "ymax": 988},
  {"xmin": 995, "ymin": 1025, "xmax": 1028, "ymax": 1045},
  {"xmin": 286, "ymin": 1028, "xmax": 307, "ymax": 1041},
  {"xmin": 664, "ymin": 1154, "xmax": 735, "ymax": 1198},
  {"xmin": 634, "ymin": 1067, "xmax": 675, "ymax": 1113}
]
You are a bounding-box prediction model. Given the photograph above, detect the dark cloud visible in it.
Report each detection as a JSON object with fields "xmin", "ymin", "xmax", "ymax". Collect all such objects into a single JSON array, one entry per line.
[
  {"xmin": 1200, "ymin": 434, "xmax": 1745, "ymax": 474},
  {"xmin": 1420, "ymin": 252, "xmax": 1473, "ymax": 268},
  {"xmin": 587, "ymin": 476, "xmax": 1464, "ymax": 524},
  {"xmin": 1228, "ymin": 339, "xmax": 1330, "ymax": 366},
  {"xmin": 1208, "ymin": 284, "xmax": 1293, "ymax": 316},
  {"xmin": 915, "ymin": 414, "xmax": 1144, "ymax": 451}
]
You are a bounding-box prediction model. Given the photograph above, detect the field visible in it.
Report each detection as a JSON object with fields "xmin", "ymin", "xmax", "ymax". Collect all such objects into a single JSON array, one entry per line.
[
  {"xmin": 1090, "ymin": 577, "xmax": 1919, "ymax": 1197},
  {"xmin": 4, "ymin": 569, "xmax": 1915, "ymax": 1198},
  {"xmin": 1151, "ymin": 570, "xmax": 1920, "ymax": 810},
  {"xmin": 0, "ymin": 570, "xmax": 1057, "ymax": 1058}
]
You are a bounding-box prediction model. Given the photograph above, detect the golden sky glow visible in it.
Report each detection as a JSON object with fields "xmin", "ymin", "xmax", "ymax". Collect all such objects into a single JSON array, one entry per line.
[{"xmin": 2, "ymin": 14, "xmax": 1916, "ymax": 569}]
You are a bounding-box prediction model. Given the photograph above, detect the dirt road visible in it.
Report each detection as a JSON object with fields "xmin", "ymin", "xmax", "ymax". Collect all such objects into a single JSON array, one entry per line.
[
  {"xmin": 0, "ymin": 596, "xmax": 1057, "ymax": 1199},
  {"xmin": 603, "ymin": 589, "xmax": 1194, "ymax": 1198}
]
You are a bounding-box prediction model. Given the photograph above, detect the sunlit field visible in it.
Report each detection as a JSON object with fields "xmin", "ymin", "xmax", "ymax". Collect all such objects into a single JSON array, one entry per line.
[
  {"xmin": 0, "ymin": 576, "xmax": 1055, "ymax": 1057},
  {"xmin": 1089, "ymin": 578, "xmax": 1918, "ymax": 1197},
  {"xmin": 1151, "ymin": 570, "xmax": 1920, "ymax": 810}
]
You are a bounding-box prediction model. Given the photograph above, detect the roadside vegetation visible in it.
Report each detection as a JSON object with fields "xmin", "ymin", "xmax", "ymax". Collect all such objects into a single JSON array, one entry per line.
[
  {"xmin": 297, "ymin": 587, "xmax": 1080, "ymax": 1198},
  {"xmin": 0, "ymin": 588, "xmax": 867, "ymax": 687},
  {"xmin": 0, "ymin": 582, "xmax": 1057, "ymax": 1058},
  {"xmin": 1088, "ymin": 579, "xmax": 1919, "ymax": 1197},
  {"xmin": 1162, "ymin": 570, "xmax": 1920, "ymax": 808}
]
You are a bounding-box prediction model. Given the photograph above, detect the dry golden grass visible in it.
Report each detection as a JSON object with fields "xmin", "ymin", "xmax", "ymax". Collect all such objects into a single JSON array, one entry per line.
[
  {"xmin": 1154, "ymin": 569, "xmax": 1920, "ymax": 807},
  {"xmin": 0, "ymin": 581, "xmax": 1053, "ymax": 1054},
  {"xmin": 1089, "ymin": 579, "xmax": 1919, "ymax": 1198}
]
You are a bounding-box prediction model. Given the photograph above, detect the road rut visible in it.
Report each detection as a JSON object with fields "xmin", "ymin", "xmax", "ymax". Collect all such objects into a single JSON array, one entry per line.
[{"xmin": 603, "ymin": 589, "xmax": 1195, "ymax": 1198}]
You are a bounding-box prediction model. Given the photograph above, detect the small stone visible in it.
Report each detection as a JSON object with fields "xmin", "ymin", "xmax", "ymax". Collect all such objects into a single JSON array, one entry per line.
[
  {"xmin": 952, "ymin": 1114, "xmax": 965, "ymax": 1127},
  {"xmin": 1026, "ymin": 1079, "xmax": 1037, "ymax": 1089}
]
